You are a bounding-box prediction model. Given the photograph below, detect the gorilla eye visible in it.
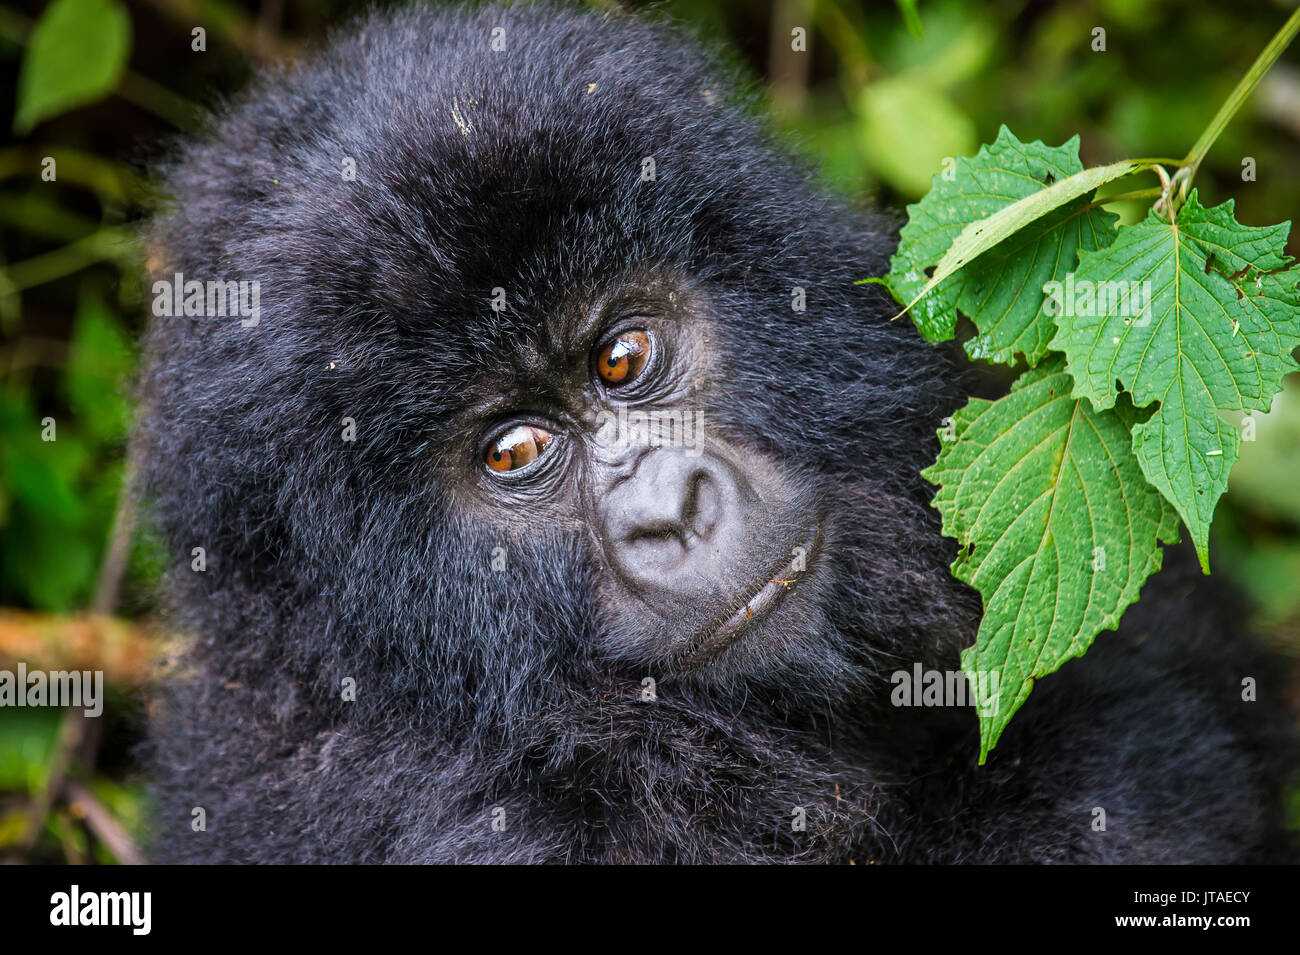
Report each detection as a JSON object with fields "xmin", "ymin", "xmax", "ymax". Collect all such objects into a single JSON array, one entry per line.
[
  {"xmin": 485, "ymin": 425, "xmax": 552, "ymax": 474},
  {"xmin": 595, "ymin": 330, "xmax": 651, "ymax": 387}
]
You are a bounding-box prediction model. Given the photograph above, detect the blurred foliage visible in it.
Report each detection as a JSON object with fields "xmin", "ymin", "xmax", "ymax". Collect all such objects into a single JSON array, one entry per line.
[
  {"xmin": 0, "ymin": 0, "xmax": 1297, "ymax": 861},
  {"xmin": 14, "ymin": 0, "xmax": 131, "ymax": 133}
]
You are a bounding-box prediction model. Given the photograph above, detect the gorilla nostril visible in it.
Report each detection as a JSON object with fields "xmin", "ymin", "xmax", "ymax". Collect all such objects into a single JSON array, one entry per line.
[
  {"xmin": 683, "ymin": 470, "xmax": 721, "ymax": 539},
  {"xmin": 622, "ymin": 524, "xmax": 689, "ymax": 575},
  {"xmin": 626, "ymin": 521, "xmax": 683, "ymax": 547}
]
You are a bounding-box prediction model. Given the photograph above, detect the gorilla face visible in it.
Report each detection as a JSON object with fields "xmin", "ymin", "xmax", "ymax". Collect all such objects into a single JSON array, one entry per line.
[
  {"xmin": 144, "ymin": 4, "xmax": 970, "ymax": 738},
  {"xmin": 447, "ymin": 272, "xmax": 833, "ymax": 684}
]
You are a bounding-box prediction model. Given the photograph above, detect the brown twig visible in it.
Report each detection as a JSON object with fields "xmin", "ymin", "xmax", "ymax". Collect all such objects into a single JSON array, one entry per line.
[
  {"xmin": 5, "ymin": 442, "xmax": 148, "ymax": 864},
  {"xmin": 769, "ymin": 0, "xmax": 812, "ymax": 117},
  {"xmin": 93, "ymin": 455, "xmax": 139, "ymax": 616},
  {"xmin": 66, "ymin": 782, "xmax": 147, "ymax": 866},
  {"xmin": 8, "ymin": 708, "xmax": 88, "ymax": 862}
]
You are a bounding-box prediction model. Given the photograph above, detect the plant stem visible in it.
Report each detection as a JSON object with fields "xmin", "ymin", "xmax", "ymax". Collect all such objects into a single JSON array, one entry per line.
[
  {"xmin": 1175, "ymin": 8, "xmax": 1300, "ymax": 205},
  {"xmin": 1089, "ymin": 186, "xmax": 1163, "ymax": 210},
  {"xmin": 117, "ymin": 73, "xmax": 200, "ymax": 130}
]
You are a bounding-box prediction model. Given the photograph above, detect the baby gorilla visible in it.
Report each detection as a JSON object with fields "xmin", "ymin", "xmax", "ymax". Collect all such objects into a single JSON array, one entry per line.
[{"xmin": 141, "ymin": 3, "xmax": 1291, "ymax": 863}]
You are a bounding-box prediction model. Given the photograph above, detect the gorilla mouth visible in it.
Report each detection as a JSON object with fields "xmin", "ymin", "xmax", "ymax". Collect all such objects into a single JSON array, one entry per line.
[{"xmin": 675, "ymin": 522, "xmax": 824, "ymax": 669}]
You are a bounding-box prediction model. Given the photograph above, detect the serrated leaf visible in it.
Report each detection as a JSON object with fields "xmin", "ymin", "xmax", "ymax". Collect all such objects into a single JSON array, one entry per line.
[
  {"xmin": 923, "ymin": 359, "xmax": 1180, "ymax": 761},
  {"xmin": 901, "ymin": 160, "xmax": 1140, "ymax": 321},
  {"xmin": 883, "ymin": 126, "xmax": 1133, "ymax": 365},
  {"xmin": 1049, "ymin": 191, "xmax": 1300, "ymax": 571},
  {"xmin": 14, "ymin": 0, "xmax": 131, "ymax": 134},
  {"xmin": 956, "ymin": 200, "xmax": 1119, "ymax": 366}
]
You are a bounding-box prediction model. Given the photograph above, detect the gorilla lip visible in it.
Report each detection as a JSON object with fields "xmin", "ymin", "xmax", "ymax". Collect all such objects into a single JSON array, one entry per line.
[{"xmin": 676, "ymin": 522, "xmax": 824, "ymax": 668}]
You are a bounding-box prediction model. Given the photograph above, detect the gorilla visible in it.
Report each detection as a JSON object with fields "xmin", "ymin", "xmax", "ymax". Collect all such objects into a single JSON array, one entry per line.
[{"xmin": 139, "ymin": 2, "xmax": 1293, "ymax": 863}]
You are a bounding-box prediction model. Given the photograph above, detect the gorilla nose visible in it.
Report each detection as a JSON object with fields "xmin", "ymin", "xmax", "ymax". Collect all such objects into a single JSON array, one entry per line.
[{"xmin": 600, "ymin": 450, "xmax": 743, "ymax": 594}]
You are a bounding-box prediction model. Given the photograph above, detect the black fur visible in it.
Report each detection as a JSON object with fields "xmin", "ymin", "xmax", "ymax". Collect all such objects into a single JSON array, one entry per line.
[{"xmin": 139, "ymin": 2, "xmax": 1293, "ymax": 863}]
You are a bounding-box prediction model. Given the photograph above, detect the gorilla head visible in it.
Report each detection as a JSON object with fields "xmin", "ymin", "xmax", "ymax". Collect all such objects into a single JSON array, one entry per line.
[{"xmin": 141, "ymin": 4, "xmax": 1284, "ymax": 864}]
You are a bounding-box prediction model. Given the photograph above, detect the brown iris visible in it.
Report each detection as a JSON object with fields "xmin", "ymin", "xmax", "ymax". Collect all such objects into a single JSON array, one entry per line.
[
  {"xmin": 485, "ymin": 425, "xmax": 552, "ymax": 473},
  {"xmin": 595, "ymin": 330, "xmax": 651, "ymax": 386}
]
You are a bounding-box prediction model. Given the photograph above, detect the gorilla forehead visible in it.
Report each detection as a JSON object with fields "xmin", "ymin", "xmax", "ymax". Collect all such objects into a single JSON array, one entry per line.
[{"xmin": 204, "ymin": 4, "xmax": 832, "ymax": 348}]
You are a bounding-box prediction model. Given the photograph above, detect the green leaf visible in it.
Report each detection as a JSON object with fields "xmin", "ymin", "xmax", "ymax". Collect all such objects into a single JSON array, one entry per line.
[
  {"xmin": 923, "ymin": 359, "xmax": 1180, "ymax": 761},
  {"xmin": 856, "ymin": 77, "xmax": 976, "ymax": 199},
  {"xmin": 886, "ymin": 9, "xmax": 994, "ymax": 89},
  {"xmin": 65, "ymin": 293, "xmax": 134, "ymax": 442},
  {"xmin": 899, "ymin": 159, "xmax": 1142, "ymax": 324},
  {"xmin": 14, "ymin": 0, "xmax": 132, "ymax": 134},
  {"xmin": 1050, "ymin": 192, "xmax": 1300, "ymax": 571},
  {"xmin": 957, "ymin": 199, "xmax": 1119, "ymax": 366},
  {"xmin": 894, "ymin": 0, "xmax": 924, "ymax": 37},
  {"xmin": 0, "ymin": 707, "xmax": 62, "ymax": 792},
  {"xmin": 0, "ymin": 385, "xmax": 121, "ymax": 611},
  {"xmin": 883, "ymin": 126, "xmax": 1134, "ymax": 365}
]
